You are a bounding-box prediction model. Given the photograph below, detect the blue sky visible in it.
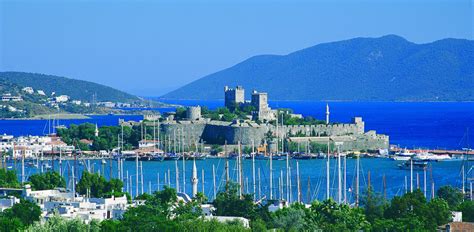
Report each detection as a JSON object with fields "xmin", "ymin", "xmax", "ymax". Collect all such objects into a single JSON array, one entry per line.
[{"xmin": 1, "ymin": 0, "xmax": 472, "ymax": 96}]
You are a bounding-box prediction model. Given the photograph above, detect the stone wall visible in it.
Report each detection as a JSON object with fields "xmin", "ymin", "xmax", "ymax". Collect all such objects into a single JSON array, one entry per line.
[{"xmin": 140, "ymin": 116, "xmax": 387, "ymax": 151}]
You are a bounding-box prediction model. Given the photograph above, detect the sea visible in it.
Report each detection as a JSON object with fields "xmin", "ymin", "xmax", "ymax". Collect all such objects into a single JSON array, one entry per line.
[{"xmin": 2, "ymin": 100, "xmax": 474, "ymax": 201}]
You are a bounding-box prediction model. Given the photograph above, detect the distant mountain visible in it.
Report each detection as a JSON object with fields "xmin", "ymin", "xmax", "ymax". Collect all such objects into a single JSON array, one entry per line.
[
  {"xmin": 162, "ymin": 35, "xmax": 474, "ymax": 101},
  {"xmin": 0, "ymin": 72, "xmax": 140, "ymax": 103}
]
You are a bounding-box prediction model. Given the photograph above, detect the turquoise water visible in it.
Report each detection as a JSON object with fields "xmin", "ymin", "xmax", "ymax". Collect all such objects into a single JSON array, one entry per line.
[
  {"xmin": 3, "ymin": 101, "xmax": 473, "ymax": 201},
  {"xmin": 15, "ymin": 157, "xmax": 467, "ymax": 202}
]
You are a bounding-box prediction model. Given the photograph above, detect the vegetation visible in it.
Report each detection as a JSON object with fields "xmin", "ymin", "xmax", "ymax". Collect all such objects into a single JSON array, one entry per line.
[
  {"xmin": 274, "ymin": 110, "xmax": 326, "ymax": 126},
  {"xmin": 57, "ymin": 123, "xmax": 139, "ymax": 151},
  {"xmin": 0, "ymin": 168, "xmax": 470, "ymax": 231},
  {"xmin": 0, "ymin": 199, "xmax": 41, "ymax": 231},
  {"xmin": 100, "ymin": 186, "xmax": 249, "ymax": 231},
  {"xmin": 28, "ymin": 171, "xmax": 66, "ymax": 191},
  {"xmin": 200, "ymin": 106, "xmax": 254, "ymax": 122},
  {"xmin": 0, "ymin": 72, "xmax": 140, "ymax": 103},
  {"xmin": 437, "ymin": 185, "xmax": 464, "ymax": 209},
  {"xmin": 0, "ymin": 169, "xmax": 21, "ymax": 188},
  {"xmin": 25, "ymin": 214, "xmax": 101, "ymax": 232},
  {"xmin": 76, "ymin": 171, "xmax": 124, "ymax": 198}
]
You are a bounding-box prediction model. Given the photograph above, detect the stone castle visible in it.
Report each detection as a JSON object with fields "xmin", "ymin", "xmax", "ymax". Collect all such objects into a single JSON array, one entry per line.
[
  {"xmin": 122, "ymin": 86, "xmax": 389, "ymax": 152},
  {"xmin": 224, "ymin": 86, "xmax": 276, "ymax": 121}
]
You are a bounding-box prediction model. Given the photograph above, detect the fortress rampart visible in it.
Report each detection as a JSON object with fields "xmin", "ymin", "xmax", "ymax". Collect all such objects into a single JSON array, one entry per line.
[{"xmin": 124, "ymin": 116, "xmax": 388, "ymax": 151}]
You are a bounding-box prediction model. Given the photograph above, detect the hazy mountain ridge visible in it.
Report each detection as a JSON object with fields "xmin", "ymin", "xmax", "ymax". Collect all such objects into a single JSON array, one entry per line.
[{"xmin": 162, "ymin": 35, "xmax": 474, "ymax": 101}]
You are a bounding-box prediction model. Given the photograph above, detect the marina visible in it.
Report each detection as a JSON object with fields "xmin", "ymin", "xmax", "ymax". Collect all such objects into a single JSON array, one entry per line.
[{"xmin": 5, "ymin": 153, "xmax": 471, "ymax": 203}]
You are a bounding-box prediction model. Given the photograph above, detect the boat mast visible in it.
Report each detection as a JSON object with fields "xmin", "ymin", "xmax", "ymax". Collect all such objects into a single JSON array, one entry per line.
[
  {"xmin": 126, "ymin": 170, "xmax": 129, "ymax": 194},
  {"xmin": 410, "ymin": 158, "xmax": 413, "ymax": 192},
  {"xmin": 202, "ymin": 168, "xmax": 205, "ymax": 195},
  {"xmin": 252, "ymin": 146, "xmax": 256, "ymax": 201},
  {"xmin": 343, "ymin": 154, "xmax": 347, "ymax": 204},
  {"xmin": 59, "ymin": 147, "xmax": 62, "ymax": 178},
  {"xmin": 135, "ymin": 148, "xmax": 139, "ymax": 197},
  {"xmin": 21, "ymin": 151, "xmax": 25, "ymax": 184},
  {"xmin": 424, "ymin": 167, "xmax": 427, "ymax": 197},
  {"xmin": 140, "ymin": 161, "xmax": 144, "ymax": 195},
  {"xmin": 337, "ymin": 144, "xmax": 342, "ymax": 204},
  {"xmin": 72, "ymin": 165, "xmax": 75, "ymax": 199},
  {"xmin": 286, "ymin": 148, "xmax": 290, "ymax": 201},
  {"xmin": 356, "ymin": 153, "xmax": 360, "ymax": 206},
  {"xmin": 327, "ymin": 138, "xmax": 330, "ymax": 200},
  {"xmin": 213, "ymin": 164, "xmax": 216, "ymax": 200},
  {"xmin": 182, "ymin": 131, "xmax": 186, "ymax": 195},
  {"xmin": 417, "ymin": 173, "xmax": 420, "ymax": 189},
  {"xmin": 297, "ymin": 161, "xmax": 301, "ymax": 203},
  {"xmin": 239, "ymin": 141, "xmax": 243, "ymax": 198},
  {"xmin": 268, "ymin": 140, "xmax": 273, "ymax": 200},
  {"xmin": 405, "ymin": 176, "xmax": 408, "ymax": 194},
  {"xmin": 280, "ymin": 170, "xmax": 283, "ymax": 200},
  {"xmin": 175, "ymin": 160, "xmax": 180, "ymax": 192},
  {"xmin": 462, "ymin": 163, "xmax": 466, "ymax": 195},
  {"xmin": 157, "ymin": 173, "xmax": 160, "ymax": 191},
  {"xmin": 225, "ymin": 141, "xmax": 229, "ymax": 190}
]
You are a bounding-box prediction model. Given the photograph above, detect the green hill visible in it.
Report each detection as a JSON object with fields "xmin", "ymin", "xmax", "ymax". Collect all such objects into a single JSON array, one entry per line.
[{"xmin": 0, "ymin": 72, "xmax": 141, "ymax": 103}]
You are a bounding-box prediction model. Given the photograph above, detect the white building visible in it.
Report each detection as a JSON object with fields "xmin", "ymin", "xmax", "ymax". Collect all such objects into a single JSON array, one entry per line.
[
  {"xmin": 138, "ymin": 140, "xmax": 159, "ymax": 148},
  {"xmin": 37, "ymin": 90, "xmax": 46, "ymax": 96},
  {"xmin": 0, "ymin": 196, "xmax": 20, "ymax": 212},
  {"xmin": 22, "ymin": 87, "xmax": 34, "ymax": 94},
  {"xmin": 2, "ymin": 94, "xmax": 22, "ymax": 102},
  {"xmin": 23, "ymin": 184, "xmax": 131, "ymax": 222},
  {"xmin": 13, "ymin": 146, "xmax": 33, "ymax": 158},
  {"xmin": 55, "ymin": 95, "xmax": 69, "ymax": 103},
  {"xmin": 71, "ymin": 100, "xmax": 82, "ymax": 105}
]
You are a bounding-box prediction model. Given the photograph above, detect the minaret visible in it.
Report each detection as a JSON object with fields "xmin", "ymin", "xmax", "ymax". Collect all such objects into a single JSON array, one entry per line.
[
  {"xmin": 326, "ymin": 104, "xmax": 330, "ymax": 125},
  {"xmin": 192, "ymin": 159, "xmax": 198, "ymax": 197},
  {"xmin": 95, "ymin": 124, "xmax": 99, "ymax": 137}
]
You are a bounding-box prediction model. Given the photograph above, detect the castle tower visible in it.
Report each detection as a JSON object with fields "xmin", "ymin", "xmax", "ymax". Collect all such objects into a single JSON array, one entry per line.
[
  {"xmin": 224, "ymin": 86, "xmax": 245, "ymax": 110},
  {"xmin": 95, "ymin": 124, "xmax": 99, "ymax": 137},
  {"xmin": 191, "ymin": 158, "xmax": 198, "ymax": 197},
  {"xmin": 326, "ymin": 104, "xmax": 330, "ymax": 125},
  {"xmin": 186, "ymin": 106, "xmax": 201, "ymax": 121}
]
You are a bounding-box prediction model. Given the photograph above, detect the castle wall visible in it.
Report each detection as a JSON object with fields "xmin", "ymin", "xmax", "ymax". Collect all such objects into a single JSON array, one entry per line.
[{"xmin": 154, "ymin": 117, "xmax": 386, "ymax": 151}]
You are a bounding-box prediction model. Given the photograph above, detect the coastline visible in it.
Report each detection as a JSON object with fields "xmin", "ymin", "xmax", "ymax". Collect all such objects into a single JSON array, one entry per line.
[{"xmin": 0, "ymin": 114, "xmax": 91, "ymax": 120}]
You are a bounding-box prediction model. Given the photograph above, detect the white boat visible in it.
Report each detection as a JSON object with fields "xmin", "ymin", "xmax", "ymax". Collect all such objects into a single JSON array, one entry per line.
[
  {"xmin": 392, "ymin": 156, "xmax": 411, "ymax": 161},
  {"xmin": 391, "ymin": 149, "xmax": 415, "ymax": 161},
  {"xmin": 415, "ymin": 151, "xmax": 451, "ymax": 161}
]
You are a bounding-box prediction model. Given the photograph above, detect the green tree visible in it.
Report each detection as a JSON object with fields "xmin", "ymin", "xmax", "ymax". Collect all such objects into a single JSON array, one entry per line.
[
  {"xmin": 119, "ymin": 186, "xmax": 202, "ymax": 231},
  {"xmin": 28, "ymin": 171, "xmax": 66, "ymax": 190},
  {"xmin": 213, "ymin": 182, "xmax": 258, "ymax": 220},
  {"xmin": 457, "ymin": 200, "xmax": 474, "ymax": 222},
  {"xmin": 437, "ymin": 185, "xmax": 464, "ymax": 209},
  {"xmin": 76, "ymin": 171, "xmax": 123, "ymax": 198},
  {"xmin": 305, "ymin": 199, "xmax": 369, "ymax": 231},
  {"xmin": 0, "ymin": 169, "xmax": 20, "ymax": 188},
  {"xmin": 272, "ymin": 203, "xmax": 307, "ymax": 231},
  {"xmin": 360, "ymin": 186, "xmax": 387, "ymax": 223},
  {"xmin": 0, "ymin": 199, "xmax": 41, "ymax": 231},
  {"xmin": 25, "ymin": 214, "xmax": 101, "ymax": 232},
  {"xmin": 383, "ymin": 190, "xmax": 450, "ymax": 231}
]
